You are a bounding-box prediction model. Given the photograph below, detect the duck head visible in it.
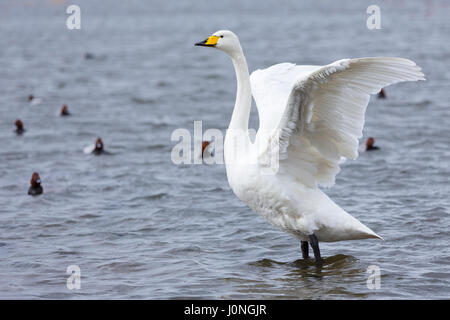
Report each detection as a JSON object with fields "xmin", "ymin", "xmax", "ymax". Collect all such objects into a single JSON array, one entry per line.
[{"xmin": 30, "ymin": 172, "xmax": 41, "ymax": 188}]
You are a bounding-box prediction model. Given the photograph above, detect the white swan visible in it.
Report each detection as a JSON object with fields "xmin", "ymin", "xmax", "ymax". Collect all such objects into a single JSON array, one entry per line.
[{"xmin": 195, "ymin": 30, "xmax": 424, "ymax": 265}]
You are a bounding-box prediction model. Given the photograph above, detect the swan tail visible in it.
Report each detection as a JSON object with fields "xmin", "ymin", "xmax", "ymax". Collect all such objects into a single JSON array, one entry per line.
[
  {"xmin": 314, "ymin": 209, "xmax": 384, "ymax": 242},
  {"xmin": 345, "ymin": 217, "xmax": 384, "ymax": 241}
]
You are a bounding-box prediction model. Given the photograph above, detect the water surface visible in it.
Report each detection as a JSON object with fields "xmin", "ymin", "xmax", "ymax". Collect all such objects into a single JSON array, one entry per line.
[{"xmin": 0, "ymin": 0, "xmax": 449, "ymax": 299}]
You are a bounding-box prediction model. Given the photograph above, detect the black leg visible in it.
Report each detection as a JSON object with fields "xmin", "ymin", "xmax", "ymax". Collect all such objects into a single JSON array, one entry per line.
[
  {"xmin": 308, "ymin": 234, "xmax": 323, "ymax": 266},
  {"xmin": 301, "ymin": 241, "xmax": 309, "ymax": 259}
]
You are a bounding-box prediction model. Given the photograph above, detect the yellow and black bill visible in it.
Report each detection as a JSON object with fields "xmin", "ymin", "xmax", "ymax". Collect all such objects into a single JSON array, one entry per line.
[{"xmin": 195, "ymin": 36, "xmax": 219, "ymax": 47}]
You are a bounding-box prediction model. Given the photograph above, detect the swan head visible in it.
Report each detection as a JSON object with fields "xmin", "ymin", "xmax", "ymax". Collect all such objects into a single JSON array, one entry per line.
[{"xmin": 195, "ymin": 30, "xmax": 242, "ymax": 57}]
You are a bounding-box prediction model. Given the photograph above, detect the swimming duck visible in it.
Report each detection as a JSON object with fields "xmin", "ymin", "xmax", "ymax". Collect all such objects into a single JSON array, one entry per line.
[
  {"xmin": 94, "ymin": 138, "xmax": 104, "ymax": 154},
  {"xmin": 28, "ymin": 172, "xmax": 43, "ymax": 196},
  {"xmin": 60, "ymin": 104, "xmax": 70, "ymax": 116},
  {"xmin": 28, "ymin": 94, "xmax": 41, "ymax": 106},
  {"xmin": 15, "ymin": 119, "xmax": 25, "ymax": 135},
  {"xmin": 366, "ymin": 137, "xmax": 380, "ymax": 151},
  {"xmin": 202, "ymin": 141, "xmax": 210, "ymax": 159},
  {"xmin": 84, "ymin": 52, "xmax": 95, "ymax": 60},
  {"xmin": 83, "ymin": 137, "xmax": 105, "ymax": 154}
]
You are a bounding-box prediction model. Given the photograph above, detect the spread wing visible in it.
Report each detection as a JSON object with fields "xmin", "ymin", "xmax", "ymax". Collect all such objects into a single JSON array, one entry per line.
[
  {"xmin": 250, "ymin": 63, "xmax": 322, "ymax": 133},
  {"xmin": 251, "ymin": 58, "xmax": 425, "ymax": 187}
]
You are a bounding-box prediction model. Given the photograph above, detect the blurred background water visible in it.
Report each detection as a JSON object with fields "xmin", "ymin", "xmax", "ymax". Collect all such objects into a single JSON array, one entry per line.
[{"xmin": 0, "ymin": 0, "xmax": 449, "ymax": 299}]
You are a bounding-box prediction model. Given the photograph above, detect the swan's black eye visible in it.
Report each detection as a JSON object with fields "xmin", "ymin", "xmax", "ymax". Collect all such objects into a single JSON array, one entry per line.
[{"xmin": 220, "ymin": 35, "xmax": 224, "ymax": 38}]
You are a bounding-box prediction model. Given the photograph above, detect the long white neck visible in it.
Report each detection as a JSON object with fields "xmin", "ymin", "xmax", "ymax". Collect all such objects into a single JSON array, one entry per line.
[
  {"xmin": 224, "ymin": 48, "xmax": 252, "ymax": 168},
  {"xmin": 228, "ymin": 49, "xmax": 251, "ymax": 131}
]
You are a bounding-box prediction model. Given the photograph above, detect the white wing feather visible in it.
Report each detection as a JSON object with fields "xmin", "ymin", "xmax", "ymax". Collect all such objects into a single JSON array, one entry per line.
[
  {"xmin": 250, "ymin": 63, "xmax": 322, "ymax": 132},
  {"xmin": 252, "ymin": 57, "xmax": 425, "ymax": 188}
]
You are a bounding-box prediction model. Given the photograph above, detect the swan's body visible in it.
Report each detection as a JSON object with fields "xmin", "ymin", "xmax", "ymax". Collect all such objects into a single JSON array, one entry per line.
[{"xmin": 196, "ymin": 30, "xmax": 424, "ymax": 263}]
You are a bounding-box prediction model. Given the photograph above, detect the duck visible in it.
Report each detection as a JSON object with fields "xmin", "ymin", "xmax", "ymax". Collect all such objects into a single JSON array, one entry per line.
[
  {"xmin": 15, "ymin": 119, "xmax": 25, "ymax": 135},
  {"xmin": 60, "ymin": 104, "xmax": 70, "ymax": 116},
  {"xmin": 377, "ymin": 88, "xmax": 386, "ymax": 99},
  {"xmin": 366, "ymin": 137, "xmax": 380, "ymax": 151},
  {"xmin": 84, "ymin": 52, "xmax": 95, "ymax": 60},
  {"xmin": 94, "ymin": 138, "xmax": 104, "ymax": 154},
  {"xmin": 195, "ymin": 30, "xmax": 424, "ymax": 265},
  {"xmin": 202, "ymin": 141, "xmax": 211, "ymax": 159},
  {"xmin": 28, "ymin": 94, "xmax": 41, "ymax": 106},
  {"xmin": 28, "ymin": 172, "xmax": 43, "ymax": 196},
  {"xmin": 84, "ymin": 137, "xmax": 105, "ymax": 155}
]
